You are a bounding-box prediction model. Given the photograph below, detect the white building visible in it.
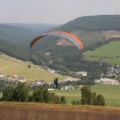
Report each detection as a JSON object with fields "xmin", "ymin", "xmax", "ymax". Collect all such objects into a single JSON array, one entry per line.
[
  {"xmin": 48, "ymin": 88, "xmax": 54, "ymax": 91},
  {"xmin": 47, "ymin": 68, "xmax": 55, "ymax": 73},
  {"xmin": 76, "ymin": 71, "xmax": 87, "ymax": 76},
  {"xmin": 0, "ymin": 73, "xmax": 4, "ymax": 78},
  {"xmin": 95, "ymin": 78, "xmax": 119, "ymax": 85},
  {"xmin": 61, "ymin": 85, "xmax": 75, "ymax": 90},
  {"xmin": 34, "ymin": 80, "xmax": 47, "ymax": 85}
]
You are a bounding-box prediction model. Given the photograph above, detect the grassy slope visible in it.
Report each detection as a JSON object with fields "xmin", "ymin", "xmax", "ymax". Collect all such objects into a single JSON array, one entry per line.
[
  {"xmin": 0, "ymin": 53, "xmax": 66, "ymax": 82},
  {"xmin": 83, "ymin": 41, "xmax": 120, "ymax": 64},
  {"xmin": 52, "ymin": 85, "xmax": 120, "ymax": 107}
]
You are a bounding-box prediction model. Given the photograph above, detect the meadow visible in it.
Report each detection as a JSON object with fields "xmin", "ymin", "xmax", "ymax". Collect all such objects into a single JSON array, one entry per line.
[
  {"xmin": 52, "ymin": 85, "xmax": 120, "ymax": 107},
  {"xmin": 84, "ymin": 41, "xmax": 120, "ymax": 64},
  {"xmin": 0, "ymin": 53, "xmax": 66, "ymax": 82}
]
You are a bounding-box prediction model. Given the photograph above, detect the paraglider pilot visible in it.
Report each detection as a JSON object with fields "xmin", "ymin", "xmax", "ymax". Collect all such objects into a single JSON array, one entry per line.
[{"xmin": 54, "ymin": 78, "xmax": 58, "ymax": 89}]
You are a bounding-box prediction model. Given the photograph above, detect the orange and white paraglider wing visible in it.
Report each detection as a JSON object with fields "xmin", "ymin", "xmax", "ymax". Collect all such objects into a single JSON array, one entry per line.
[{"xmin": 30, "ymin": 30, "xmax": 84, "ymax": 51}]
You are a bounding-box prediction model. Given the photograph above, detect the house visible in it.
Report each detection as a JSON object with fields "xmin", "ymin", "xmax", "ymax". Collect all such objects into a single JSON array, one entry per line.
[
  {"xmin": 48, "ymin": 88, "xmax": 54, "ymax": 91},
  {"xmin": 95, "ymin": 78, "xmax": 119, "ymax": 85},
  {"xmin": 76, "ymin": 71, "xmax": 87, "ymax": 76},
  {"xmin": 8, "ymin": 76, "xmax": 16, "ymax": 81},
  {"xmin": 47, "ymin": 68, "xmax": 55, "ymax": 73},
  {"xmin": 17, "ymin": 77, "xmax": 26, "ymax": 82},
  {"xmin": 0, "ymin": 73, "xmax": 4, "ymax": 78},
  {"xmin": 95, "ymin": 79, "xmax": 101, "ymax": 83},
  {"xmin": 34, "ymin": 80, "xmax": 47, "ymax": 85},
  {"xmin": 61, "ymin": 85, "xmax": 75, "ymax": 90}
]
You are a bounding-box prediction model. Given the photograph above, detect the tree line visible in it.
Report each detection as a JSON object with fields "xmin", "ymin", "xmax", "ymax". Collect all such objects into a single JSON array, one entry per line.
[
  {"xmin": 72, "ymin": 86, "xmax": 105, "ymax": 106},
  {"xmin": 1, "ymin": 82, "xmax": 105, "ymax": 106},
  {"xmin": 1, "ymin": 82, "xmax": 66, "ymax": 104}
]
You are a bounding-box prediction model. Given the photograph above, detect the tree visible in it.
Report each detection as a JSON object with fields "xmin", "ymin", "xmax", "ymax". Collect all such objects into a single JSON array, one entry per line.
[
  {"xmin": 81, "ymin": 86, "xmax": 92, "ymax": 105},
  {"xmin": 91, "ymin": 92, "xmax": 97, "ymax": 105},
  {"xmin": 28, "ymin": 65, "xmax": 31, "ymax": 68},
  {"xmin": 32, "ymin": 87, "xmax": 44, "ymax": 102},
  {"xmin": 80, "ymin": 86, "xmax": 105, "ymax": 106},
  {"xmin": 50, "ymin": 93, "xmax": 61, "ymax": 104},
  {"xmin": 54, "ymin": 95, "xmax": 61, "ymax": 104},
  {"xmin": 61, "ymin": 96, "xmax": 66, "ymax": 104},
  {"xmin": 12, "ymin": 82, "xmax": 29, "ymax": 102},
  {"xmin": 32, "ymin": 87, "xmax": 51, "ymax": 103},
  {"xmin": 71, "ymin": 100, "xmax": 80, "ymax": 105},
  {"xmin": 43, "ymin": 89, "xmax": 51, "ymax": 103},
  {"xmin": 2, "ymin": 86, "xmax": 14, "ymax": 101},
  {"xmin": 95, "ymin": 94, "xmax": 105, "ymax": 106}
]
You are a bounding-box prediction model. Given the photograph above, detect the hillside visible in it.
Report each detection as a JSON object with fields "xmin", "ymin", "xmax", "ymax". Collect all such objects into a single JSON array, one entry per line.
[
  {"xmin": 84, "ymin": 41, "xmax": 120, "ymax": 64},
  {"xmin": 0, "ymin": 53, "xmax": 66, "ymax": 82},
  {"xmin": 0, "ymin": 15, "xmax": 120, "ymax": 73},
  {"xmin": 57, "ymin": 15, "xmax": 120, "ymax": 31},
  {"xmin": 5, "ymin": 23, "xmax": 60, "ymax": 33},
  {"xmin": 1, "ymin": 15, "xmax": 120, "ymax": 49},
  {"xmin": 0, "ymin": 39, "xmax": 30, "ymax": 61},
  {"xmin": 0, "ymin": 23, "xmax": 58, "ymax": 46},
  {"xmin": 0, "ymin": 24, "xmax": 37, "ymax": 45},
  {"xmin": 55, "ymin": 15, "xmax": 120, "ymax": 49},
  {"xmin": 28, "ymin": 15, "xmax": 120, "ymax": 73},
  {"xmin": 30, "ymin": 15, "xmax": 120, "ymax": 51}
]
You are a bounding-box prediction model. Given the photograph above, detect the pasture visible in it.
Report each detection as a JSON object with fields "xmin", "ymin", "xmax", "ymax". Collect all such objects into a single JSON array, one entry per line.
[
  {"xmin": 52, "ymin": 85, "xmax": 120, "ymax": 107},
  {"xmin": 0, "ymin": 53, "xmax": 66, "ymax": 82},
  {"xmin": 84, "ymin": 41, "xmax": 120, "ymax": 64}
]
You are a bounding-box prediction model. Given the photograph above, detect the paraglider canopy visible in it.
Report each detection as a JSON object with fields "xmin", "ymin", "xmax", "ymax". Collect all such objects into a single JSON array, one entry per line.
[{"xmin": 30, "ymin": 30, "xmax": 84, "ymax": 51}]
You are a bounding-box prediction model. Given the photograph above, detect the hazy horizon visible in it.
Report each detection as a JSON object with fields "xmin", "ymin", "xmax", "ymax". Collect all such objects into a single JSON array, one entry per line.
[{"xmin": 0, "ymin": 0, "xmax": 120, "ymax": 24}]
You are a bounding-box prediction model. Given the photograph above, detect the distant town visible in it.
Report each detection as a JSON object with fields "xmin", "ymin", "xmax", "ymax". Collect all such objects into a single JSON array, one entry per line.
[{"xmin": 0, "ymin": 64, "xmax": 120, "ymax": 91}]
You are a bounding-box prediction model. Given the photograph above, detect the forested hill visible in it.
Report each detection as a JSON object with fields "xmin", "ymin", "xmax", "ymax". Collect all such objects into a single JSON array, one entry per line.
[
  {"xmin": 0, "ymin": 39, "xmax": 30, "ymax": 61},
  {"xmin": 0, "ymin": 24, "xmax": 37, "ymax": 45},
  {"xmin": 0, "ymin": 23, "xmax": 58, "ymax": 46},
  {"xmin": 29, "ymin": 15, "xmax": 120, "ymax": 74},
  {"xmin": 31, "ymin": 15, "xmax": 120, "ymax": 52},
  {"xmin": 0, "ymin": 15, "xmax": 120, "ymax": 75},
  {"xmin": 5, "ymin": 23, "xmax": 60, "ymax": 33},
  {"xmin": 57, "ymin": 15, "xmax": 120, "ymax": 31}
]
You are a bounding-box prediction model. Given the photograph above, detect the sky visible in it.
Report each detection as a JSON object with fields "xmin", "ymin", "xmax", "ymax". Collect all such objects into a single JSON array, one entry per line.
[{"xmin": 0, "ymin": 0, "xmax": 120, "ymax": 24}]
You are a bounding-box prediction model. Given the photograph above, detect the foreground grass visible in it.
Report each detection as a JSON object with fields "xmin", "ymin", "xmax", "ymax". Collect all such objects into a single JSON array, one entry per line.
[
  {"xmin": 0, "ymin": 102, "xmax": 120, "ymax": 120},
  {"xmin": 0, "ymin": 53, "xmax": 66, "ymax": 82},
  {"xmin": 52, "ymin": 85, "xmax": 120, "ymax": 107}
]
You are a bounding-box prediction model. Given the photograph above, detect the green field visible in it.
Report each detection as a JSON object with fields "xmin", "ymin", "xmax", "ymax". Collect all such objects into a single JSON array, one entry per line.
[
  {"xmin": 0, "ymin": 85, "xmax": 120, "ymax": 107},
  {"xmin": 84, "ymin": 41, "xmax": 120, "ymax": 64},
  {"xmin": 0, "ymin": 53, "xmax": 66, "ymax": 82},
  {"xmin": 52, "ymin": 85, "xmax": 120, "ymax": 107}
]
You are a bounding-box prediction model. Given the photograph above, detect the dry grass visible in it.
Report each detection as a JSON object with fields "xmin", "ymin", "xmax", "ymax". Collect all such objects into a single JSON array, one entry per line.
[{"xmin": 0, "ymin": 102, "xmax": 120, "ymax": 120}]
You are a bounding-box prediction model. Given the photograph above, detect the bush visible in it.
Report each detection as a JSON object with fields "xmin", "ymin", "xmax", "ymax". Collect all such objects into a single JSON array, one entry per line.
[
  {"xmin": 61, "ymin": 96, "xmax": 66, "ymax": 104},
  {"xmin": 12, "ymin": 82, "xmax": 29, "ymax": 102},
  {"xmin": 2, "ymin": 86, "xmax": 14, "ymax": 101},
  {"xmin": 71, "ymin": 100, "xmax": 80, "ymax": 105},
  {"xmin": 95, "ymin": 94, "xmax": 105, "ymax": 106},
  {"xmin": 2, "ymin": 83, "xmax": 66, "ymax": 104},
  {"xmin": 81, "ymin": 86, "xmax": 92, "ymax": 105},
  {"xmin": 80, "ymin": 86, "xmax": 105, "ymax": 106},
  {"xmin": 2, "ymin": 82, "xmax": 29, "ymax": 102}
]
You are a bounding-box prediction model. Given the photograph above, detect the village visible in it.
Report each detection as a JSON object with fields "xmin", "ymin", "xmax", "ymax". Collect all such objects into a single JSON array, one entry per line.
[{"xmin": 0, "ymin": 64, "xmax": 120, "ymax": 90}]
